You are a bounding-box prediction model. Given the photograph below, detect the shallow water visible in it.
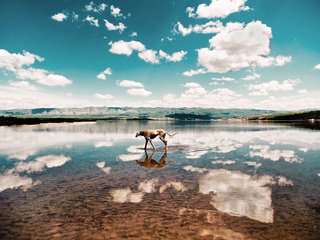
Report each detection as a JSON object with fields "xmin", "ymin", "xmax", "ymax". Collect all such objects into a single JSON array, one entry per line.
[{"xmin": 0, "ymin": 121, "xmax": 319, "ymax": 239}]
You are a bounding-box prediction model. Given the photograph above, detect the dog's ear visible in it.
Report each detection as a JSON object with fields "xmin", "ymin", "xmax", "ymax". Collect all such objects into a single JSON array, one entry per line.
[{"xmin": 140, "ymin": 131, "xmax": 144, "ymax": 136}]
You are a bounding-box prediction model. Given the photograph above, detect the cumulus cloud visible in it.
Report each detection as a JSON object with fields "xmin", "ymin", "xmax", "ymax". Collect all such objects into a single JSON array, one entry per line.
[
  {"xmin": 138, "ymin": 49, "xmax": 160, "ymax": 64},
  {"xmin": 118, "ymin": 80, "xmax": 144, "ymax": 88},
  {"xmin": 0, "ymin": 49, "xmax": 72, "ymax": 87},
  {"xmin": 127, "ymin": 88, "xmax": 152, "ymax": 97},
  {"xmin": 211, "ymin": 77, "xmax": 234, "ymax": 81},
  {"xmin": 190, "ymin": 0, "xmax": 250, "ymax": 19},
  {"xmin": 212, "ymin": 160, "xmax": 236, "ymax": 165},
  {"xmin": 110, "ymin": 188, "xmax": 143, "ymax": 203},
  {"xmin": 104, "ymin": 19, "xmax": 126, "ymax": 32},
  {"xmin": 0, "ymin": 173, "xmax": 39, "ymax": 192},
  {"xmin": 9, "ymin": 81, "xmax": 37, "ymax": 91},
  {"xmin": 274, "ymin": 56, "xmax": 292, "ymax": 66},
  {"xmin": 159, "ymin": 50, "xmax": 187, "ymax": 62},
  {"xmin": 94, "ymin": 93, "xmax": 114, "ymax": 100},
  {"xmin": 96, "ymin": 161, "xmax": 111, "ymax": 174},
  {"xmin": 138, "ymin": 178, "xmax": 158, "ymax": 193},
  {"xmin": 7, "ymin": 155, "xmax": 71, "ymax": 174},
  {"xmin": 249, "ymin": 79, "xmax": 300, "ymax": 96},
  {"xmin": 109, "ymin": 40, "xmax": 145, "ymax": 56},
  {"xmin": 183, "ymin": 82, "xmax": 207, "ymax": 98},
  {"xmin": 85, "ymin": 2, "xmax": 107, "ymax": 13},
  {"xmin": 85, "ymin": 16, "xmax": 99, "ymax": 27},
  {"xmin": 130, "ymin": 32, "xmax": 137, "ymax": 37},
  {"xmin": 159, "ymin": 181, "xmax": 187, "ymax": 193},
  {"xmin": 249, "ymin": 145, "xmax": 302, "ymax": 163},
  {"xmin": 241, "ymin": 73, "xmax": 261, "ymax": 81},
  {"xmin": 94, "ymin": 141, "xmax": 113, "ymax": 148},
  {"xmin": 51, "ymin": 13, "xmax": 68, "ymax": 22},
  {"xmin": 199, "ymin": 169, "xmax": 274, "ymax": 223},
  {"xmin": 174, "ymin": 21, "xmax": 223, "ymax": 36},
  {"xmin": 110, "ymin": 5, "xmax": 123, "ymax": 18},
  {"xmin": 15, "ymin": 68, "xmax": 72, "ymax": 86},
  {"xmin": 314, "ymin": 64, "xmax": 320, "ymax": 70},
  {"xmin": 0, "ymin": 49, "xmax": 44, "ymax": 71},
  {"xmin": 197, "ymin": 21, "xmax": 291, "ymax": 73},
  {"xmin": 182, "ymin": 68, "xmax": 206, "ymax": 77},
  {"xmin": 97, "ymin": 67, "xmax": 112, "ymax": 80}
]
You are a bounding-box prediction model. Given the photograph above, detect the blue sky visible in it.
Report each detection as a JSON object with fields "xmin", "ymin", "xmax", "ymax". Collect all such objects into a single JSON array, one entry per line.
[{"xmin": 0, "ymin": 0, "xmax": 320, "ymax": 110}]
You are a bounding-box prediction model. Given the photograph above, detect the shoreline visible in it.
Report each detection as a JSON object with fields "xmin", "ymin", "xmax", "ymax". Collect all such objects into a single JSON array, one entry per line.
[{"xmin": 1, "ymin": 115, "xmax": 320, "ymax": 127}]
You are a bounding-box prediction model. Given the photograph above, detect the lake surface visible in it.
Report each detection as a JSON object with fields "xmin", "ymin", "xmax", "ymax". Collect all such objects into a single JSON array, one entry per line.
[{"xmin": 0, "ymin": 121, "xmax": 319, "ymax": 239}]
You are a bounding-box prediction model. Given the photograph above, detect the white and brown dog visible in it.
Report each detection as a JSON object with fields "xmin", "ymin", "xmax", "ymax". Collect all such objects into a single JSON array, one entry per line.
[{"xmin": 135, "ymin": 129, "xmax": 177, "ymax": 150}]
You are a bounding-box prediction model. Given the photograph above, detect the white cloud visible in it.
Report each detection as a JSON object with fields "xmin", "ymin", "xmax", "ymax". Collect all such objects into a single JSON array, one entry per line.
[
  {"xmin": 85, "ymin": 16, "xmax": 99, "ymax": 27},
  {"xmin": 110, "ymin": 188, "xmax": 143, "ymax": 203},
  {"xmin": 186, "ymin": 7, "xmax": 196, "ymax": 18},
  {"xmin": 130, "ymin": 32, "xmax": 137, "ymax": 37},
  {"xmin": 211, "ymin": 77, "xmax": 234, "ymax": 81},
  {"xmin": 241, "ymin": 73, "xmax": 261, "ymax": 81},
  {"xmin": 297, "ymin": 89, "xmax": 308, "ymax": 94},
  {"xmin": 212, "ymin": 160, "xmax": 236, "ymax": 165},
  {"xmin": 51, "ymin": 13, "xmax": 68, "ymax": 22},
  {"xmin": 9, "ymin": 81, "xmax": 37, "ymax": 91},
  {"xmin": 0, "ymin": 173, "xmax": 38, "ymax": 192},
  {"xmin": 0, "ymin": 49, "xmax": 44, "ymax": 71},
  {"xmin": 249, "ymin": 145, "xmax": 302, "ymax": 163},
  {"xmin": 191, "ymin": 0, "xmax": 250, "ymax": 19},
  {"xmin": 109, "ymin": 40, "xmax": 145, "ymax": 56},
  {"xmin": 7, "ymin": 155, "xmax": 71, "ymax": 175},
  {"xmin": 182, "ymin": 68, "xmax": 206, "ymax": 77},
  {"xmin": 274, "ymin": 56, "xmax": 292, "ymax": 66},
  {"xmin": 197, "ymin": 21, "xmax": 291, "ymax": 73},
  {"xmin": 199, "ymin": 169, "xmax": 274, "ymax": 223},
  {"xmin": 159, "ymin": 50, "xmax": 187, "ymax": 62},
  {"xmin": 71, "ymin": 12, "xmax": 79, "ymax": 22},
  {"xmin": 97, "ymin": 67, "xmax": 112, "ymax": 80},
  {"xmin": 138, "ymin": 50, "xmax": 160, "ymax": 64},
  {"xmin": 94, "ymin": 141, "xmax": 113, "ymax": 148},
  {"xmin": 118, "ymin": 80, "xmax": 144, "ymax": 88},
  {"xmin": 159, "ymin": 181, "xmax": 187, "ymax": 193},
  {"xmin": 10, "ymin": 66, "xmax": 72, "ymax": 87},
  {"xmin": 242, "ymin": 161, "xmax": 262, "ymax": 168},
  {"xmin": 118, "ymin": 153, "xmax": 143, "ymax": 161},
  {"xmin": 127, "ymin": 88, "xmax": 152, "ymax": 97},
  {"xmin": 110, "ymin": 5, "xmax": 123, "ymax": 18},
  {"xmin": 314, "ymin": 64, "xmax": 320, "ymax": 70},
  {"xmin": 104, "ymin": 19, "xmax": 126, "ymax": 32},
  {"xmin": 138, "ymin": 178, "xmax": 158, "ymax": 193},
  {"xmin": 249, "ymin": 79, "xmax": 300, "ymax": 96},
  {"xmin": 182, "ymin": 82, "xmax": 207, "ymax": 98},
  {"xmin": 175, "ymin": 21, "xmax": 223, "ymax": 36},
  {"xmin": 183, "ymin": 165, "xmax": 208, "ymax": 173},
  {"xmin": 96, "ymin": 161, "xmax": 111, "ymax": 174},
  {"xmin": 94, "ymin": 93, "xmax": 114, "ymax": 100},
  {"xmin": 85, "ymin": 2, "xmax": 107, "ymax": 13}
]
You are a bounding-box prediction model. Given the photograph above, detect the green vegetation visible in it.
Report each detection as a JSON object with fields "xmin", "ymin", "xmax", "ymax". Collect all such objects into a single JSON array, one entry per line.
[{"xmin": 247, "ymin": 110, "xmax": 320, "ymax": 121}]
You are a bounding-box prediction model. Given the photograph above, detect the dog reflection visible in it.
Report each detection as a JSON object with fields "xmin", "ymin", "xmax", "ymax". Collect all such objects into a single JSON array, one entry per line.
[{"xmin": 136, "ymin": 151, "xmax": 174, "ymax": 169}]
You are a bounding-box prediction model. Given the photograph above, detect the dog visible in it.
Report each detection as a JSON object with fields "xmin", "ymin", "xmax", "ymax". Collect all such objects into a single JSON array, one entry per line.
[{"xmin": 135, "ymin": 129, "xmax": 177, "ymax": 150}]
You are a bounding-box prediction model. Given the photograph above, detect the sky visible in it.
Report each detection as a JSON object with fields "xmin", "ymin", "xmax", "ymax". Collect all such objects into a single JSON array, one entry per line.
[{"xmin": 0, "ymin": 0, "xmax": 320, "ymax": 110}]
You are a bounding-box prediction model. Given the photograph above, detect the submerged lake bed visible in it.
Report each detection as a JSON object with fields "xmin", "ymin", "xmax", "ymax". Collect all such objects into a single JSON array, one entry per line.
[{"xmin": 0, "ymin": 121, "xmax": 319, "ymax": 239}]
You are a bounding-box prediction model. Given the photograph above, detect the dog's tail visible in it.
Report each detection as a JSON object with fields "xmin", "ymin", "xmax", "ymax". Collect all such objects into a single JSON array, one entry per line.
[{"xmin": 166, "ymin": 131, "xmax": 177, "ymax": 137}]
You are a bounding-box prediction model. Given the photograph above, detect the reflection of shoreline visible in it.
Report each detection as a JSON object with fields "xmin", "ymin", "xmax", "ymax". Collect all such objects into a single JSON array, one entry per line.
[{"xmin": 1, "ymin": 116, "xmax": 320, "ymax": 130}]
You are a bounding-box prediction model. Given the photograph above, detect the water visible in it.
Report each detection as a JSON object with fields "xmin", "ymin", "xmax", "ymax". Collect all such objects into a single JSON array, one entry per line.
[{"xmin": 0, "ymin": 121, "xmax": 319, "ymax": 239}]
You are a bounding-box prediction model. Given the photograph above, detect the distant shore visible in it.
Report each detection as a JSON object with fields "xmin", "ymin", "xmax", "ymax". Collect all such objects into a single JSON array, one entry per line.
[{"xmin": 1, "ymin": 111, "xmax": 320, "ymax": 127}]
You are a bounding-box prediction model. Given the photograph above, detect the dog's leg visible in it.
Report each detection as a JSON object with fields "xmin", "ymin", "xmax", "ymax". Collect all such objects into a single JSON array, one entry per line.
[
  {"xmin": 159, "ymin": 136, "xmax": 167, "ymax": 149},
  {"xmin": 149, "ymin": 139, "xmax": 156, "ymax": 151},
  {"xmin": 144, "ymin": 139, "xmax": 148, "ymax": 150}
]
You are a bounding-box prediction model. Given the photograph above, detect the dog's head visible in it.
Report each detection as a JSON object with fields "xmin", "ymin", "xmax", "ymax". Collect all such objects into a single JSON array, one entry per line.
[{"xmin": 135, "ymin": 131, "xmax": 143, "ymax": 137}]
